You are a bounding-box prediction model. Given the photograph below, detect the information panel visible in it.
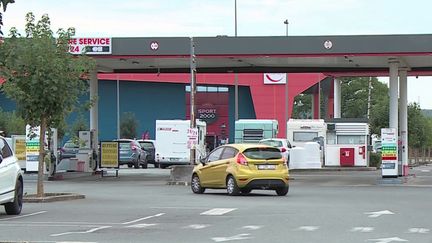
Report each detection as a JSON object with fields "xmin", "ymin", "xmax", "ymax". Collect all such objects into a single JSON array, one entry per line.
[
  {"xmin": 381, "ymin": 128, "xmax": 398, "ymax": 177},
  {"xmin": 100, "ymin": 141, "xmax": 119, "ymax": 168}
]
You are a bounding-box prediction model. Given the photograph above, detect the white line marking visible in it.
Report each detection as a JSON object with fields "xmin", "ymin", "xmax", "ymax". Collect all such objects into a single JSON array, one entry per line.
[
  {"xmin": 201, "ymin": 208, "xmax": 237, "ymax": 216},
  {"xmin": 183, "ymin": 224, "xmax": 211, "ymax": 229},
  {"xmin": 51, "ymin": 226, "xmax": 112, "ymax": 237},
  {"xmin": 126, "ymin": 223, "xmax": 158, "ymax": 228},
  {"xmin": 367, "ymin": 237, "xmax": 408, "ymax": 243},
  {"xmin": 350, "ymin": 227, "xmax": 374, "ymax": 233},
  {"xmin": 420, "ymin": 170, "xmax": 430, "ymax": 172},
  {"xmin": 0, "ymin": 211, "xmax": 47, "ymax": 221},
  {"xmin": 295, "ymin": 226, "xmax": 319, "ymax": 232},
  {"xmin": 121, "ymin": 213, "xmax": 165, "ymax": 225},
  {"xmin": 212, "ymin": 233, "xmax": 252, "ymax": 242},
  {"xmin": 408, "ymin": 228, "xmax": 430, "ymax": 233},
  {"xmin": 364, "ymin": 210, "xmax": 394, "ymax": 218},
  {"xmin": 241, "ymin": 225, "xmax": 263, "ymax": 230}
]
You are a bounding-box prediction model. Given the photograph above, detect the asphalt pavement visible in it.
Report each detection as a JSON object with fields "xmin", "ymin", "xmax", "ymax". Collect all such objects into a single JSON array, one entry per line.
[{"xmin": 1, "ymin": 163, "xmax": 431, "ymax": 243}]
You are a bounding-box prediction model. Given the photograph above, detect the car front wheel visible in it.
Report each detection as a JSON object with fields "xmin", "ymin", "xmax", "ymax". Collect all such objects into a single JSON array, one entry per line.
[
  {"xmin": 5, "ymin": 179, "xmax": 23, "ymax": 215},
  {"xmin": 191, "ymin": 174, "xmax": 205, "ymax": 194}
]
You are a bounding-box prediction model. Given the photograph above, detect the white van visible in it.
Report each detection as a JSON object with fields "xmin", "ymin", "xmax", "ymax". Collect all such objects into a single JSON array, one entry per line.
[{"xmin": 155, "ymin": 120, "xmax": 206, "ymax": 168}]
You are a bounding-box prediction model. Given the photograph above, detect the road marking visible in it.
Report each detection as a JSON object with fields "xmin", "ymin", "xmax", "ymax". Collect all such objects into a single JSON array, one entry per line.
[
  {"xmin": 420, "ymin": 169, "xmax": 430, "ymax": 172},
  {"xmin": 364, "ymin": 210, "xmax": 394, "ymax": 218},
  {"xmin": 183, "ymin": 224, "xmax": 211, "ymax": 229},
  {"xmin": 201, "ymin": 208, "xmax": 237, "ymax": 216},
  {"xmin": 0, "ymin": 211, "xmax": 47, "ymax": 221},
  {"xmin": 126, "ymin": 223, "xmax": 158, "ymax": 228},
  {"xmin": 121, "ymin": 213, "xmax": 165, "ymax": 225},
  {"xmin": 295, "ymin": 226, "xmax": 319, "ymax": 232},
  {"xmin": 350, "ymin": 227, "xmax": 374, "ymax": 233},
  {"xmin": 51, "ymin": 226, "xmax": 112, "ymax": 237},
  {"xmin": 408, "ymin": 228, "xmax": 430, "ymax": 233},
  {"xmin": 241, "ymin": 225, "xmax": 263, "ymax": 230},
  {"xmin": 367, "ymin": 237, "xmax": 408, "ymax": 243},
  {"xmin": 211, "ymin": 233, "xmax": 253, "ymax": 242}
]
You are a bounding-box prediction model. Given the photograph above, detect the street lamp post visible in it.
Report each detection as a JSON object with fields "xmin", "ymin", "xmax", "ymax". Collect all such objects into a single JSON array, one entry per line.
[{"xmin": 284, "ymin": 19, "xmax": 289, "ymax": 36}]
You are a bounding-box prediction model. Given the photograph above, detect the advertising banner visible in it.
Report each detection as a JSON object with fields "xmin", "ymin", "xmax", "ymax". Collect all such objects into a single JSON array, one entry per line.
[
  {"xmin": 69, "ymin": 37, "xmax": 112, "ymax": 55},
  {"xmin": 100, "ymin": 141, "xmax": 119, "ymax": 168}
]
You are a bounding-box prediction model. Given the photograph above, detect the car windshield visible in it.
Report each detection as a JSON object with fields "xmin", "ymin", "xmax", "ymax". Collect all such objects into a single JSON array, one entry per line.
[
  {"xmin": 64, "ymin": 142, "xmax": 78, "ymax": 148},
  {"xmin": 139, "ymin": 142, "xmax": 154, "ymax": 150},
  {"xmin": 119, "ymin": 142, "xmax": 131, "ymax": 150},
  {"xmin": 243, "ymin": 147, "xmax": 282, "ymax": 160},
  {"xmin": 260, "ymin": 140, "xmax": 283, "ymax": 147}
]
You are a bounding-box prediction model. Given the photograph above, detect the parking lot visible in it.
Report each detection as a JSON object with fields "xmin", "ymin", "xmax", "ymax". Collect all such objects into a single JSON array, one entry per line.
[{"xmin": 1, "ymin": 165, "xmax": 432, "ymax": 243}]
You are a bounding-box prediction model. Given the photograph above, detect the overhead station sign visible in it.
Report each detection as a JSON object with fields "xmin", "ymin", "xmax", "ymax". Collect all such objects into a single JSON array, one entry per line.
[{"xmin": 69, "ymin": 37, "xmax": 112, "ymax": 55}]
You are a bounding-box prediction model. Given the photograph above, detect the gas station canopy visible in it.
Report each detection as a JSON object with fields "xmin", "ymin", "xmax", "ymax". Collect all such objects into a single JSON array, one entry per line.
[{"xmin": 92, "ymin": 34, "xmax": 432, "ymax": 76}]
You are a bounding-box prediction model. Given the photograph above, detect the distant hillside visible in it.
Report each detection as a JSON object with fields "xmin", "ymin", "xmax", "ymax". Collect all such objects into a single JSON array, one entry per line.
[{"xmin": 422, "ymin": 109, "xmax": 432, "ymax": 118}]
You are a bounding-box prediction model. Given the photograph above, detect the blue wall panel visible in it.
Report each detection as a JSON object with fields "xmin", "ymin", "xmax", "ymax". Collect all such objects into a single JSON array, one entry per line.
[{"xmin": 98, "ymin": 80, "xmax": 186, "ymax": 141}]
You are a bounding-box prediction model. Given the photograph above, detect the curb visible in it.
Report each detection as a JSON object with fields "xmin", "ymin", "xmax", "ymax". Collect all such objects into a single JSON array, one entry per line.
[
  {"xmin": 23, "ymin": 193, "xmax": 85, "ymax": 203},
  {"xmin": 290, "ymin": 167, "xmax": 377, "ymax": 172}
]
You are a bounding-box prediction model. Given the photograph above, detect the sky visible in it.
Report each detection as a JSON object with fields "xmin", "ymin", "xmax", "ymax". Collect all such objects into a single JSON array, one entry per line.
[{"xmin": 2, "ymin": 0, "xmax": 432, "ymax": 108}]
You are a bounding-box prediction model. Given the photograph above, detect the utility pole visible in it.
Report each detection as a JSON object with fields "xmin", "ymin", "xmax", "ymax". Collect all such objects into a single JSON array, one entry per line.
[
  {"xmin": 284, "ymin": 19, "xmax": 289, "ymax": 36},
  {"xmin": 190, "ymin": 37, "xmax": 197, "ymax": 165},
  {"xmin": 367, "ymin": 77, "xmax": 372, "ymax": 120}
]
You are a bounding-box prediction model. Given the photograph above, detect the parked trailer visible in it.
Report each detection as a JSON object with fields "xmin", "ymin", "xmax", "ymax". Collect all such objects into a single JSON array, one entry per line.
[
  {"xmin": 286, "ymin": 119, "xmax": 326, "ymax": 148},
  {"xmin": 155, "ymin": 120, "xmax": 206, "ymax": 168},
  {"xmin": 234, "ymin": 119, "xmax": 278, "ymax": 143}
]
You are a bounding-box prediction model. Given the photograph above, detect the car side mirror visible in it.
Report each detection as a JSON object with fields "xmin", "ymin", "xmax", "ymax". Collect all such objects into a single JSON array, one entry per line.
[{"xmin": 200, "ymin": 157, "xmax": 207, "ymax": 165}]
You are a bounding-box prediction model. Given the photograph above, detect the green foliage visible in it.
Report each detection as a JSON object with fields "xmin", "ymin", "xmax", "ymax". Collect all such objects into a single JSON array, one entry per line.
[
  {"xmin": 0, "ymin": 107, "xmax": 25, "ymax": 135},
  {"xmin": 0, "ymin": 12, "xmax": 95, "ymax": 133},
  {"xmin": 120, "ymin": 112, "xmax": 139, "ymax": 139},
  {"xmin": 68, "ymin": 114, "xmax": 89, "ymax": 144},
  {"xmin": 369, "ymin": 152, "xmax": 382, "ymax": 168},
  {"xmin": 292, "ymin": 94, "xmax": 312, "ymax": 119},
  {"xmin": 407, "ymin": 103, "xmax": 432, "ymax": 149},
  {"xmin": 0, "ymin": 0, "xmax": 15, "ymax": 36},
  {"xmin": 340, "ymin": 77, "xmax": 389, "ymax": 134}
]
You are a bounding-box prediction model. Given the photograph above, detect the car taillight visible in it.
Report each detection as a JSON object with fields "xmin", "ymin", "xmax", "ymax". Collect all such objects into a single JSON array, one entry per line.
[
  {"xmin": 236, "ymin": 153, "xmax": 248, "ymax": 166},
  {"xmin": 280, "ymin": 147, "xmax": 287, "ymax": 153}
]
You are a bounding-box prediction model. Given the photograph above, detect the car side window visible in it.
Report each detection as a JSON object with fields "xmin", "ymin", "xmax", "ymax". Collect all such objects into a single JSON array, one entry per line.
[
  {"xmin": 207, "ymin": 147, "xmax": 224, "ymax": 162},
  {"xmin": 220, "ymin": 147, "xmax": 238, "ymax": 160},
  {"xmin": 0, "ymin": 138, "xmax": 13, "ymax": 159}
]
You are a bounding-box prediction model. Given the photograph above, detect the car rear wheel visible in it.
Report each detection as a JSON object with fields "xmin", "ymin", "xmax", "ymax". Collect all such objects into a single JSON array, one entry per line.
[
  {"xmin": 226, "ymin": 175, "xmax": 240, "ymax": 196},
  {"xmin": 134, "ymin": 159, "xmax": 140, "ymax": 169},
  {"xmin": 191, "ymin": 174, "xmax": 205, "ymax": 194},
  {"xmin": 5, "ymin": 179, "xmax": 23, "ymax": 215},
  {"xmin": 275, "ymin": 185, "xmax": 289, "ymax": 196},
  {"xmin": 240, "ymin": 188, "xmax": 251, "ymax": 195},
  {"xmin": 141, "ymin": 159, "xmax": 148, "ymax": 169}
]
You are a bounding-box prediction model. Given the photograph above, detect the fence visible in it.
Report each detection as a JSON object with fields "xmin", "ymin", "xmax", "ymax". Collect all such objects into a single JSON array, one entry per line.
[{"xmin": 409, "ymin": 147, "xmax": 432, "ymax": 165}]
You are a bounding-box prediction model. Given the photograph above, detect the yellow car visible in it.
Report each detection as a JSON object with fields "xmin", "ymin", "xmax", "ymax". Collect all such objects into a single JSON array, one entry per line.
[{"xmin": 191, "ymin": 144, "xmax": 289, "ymax": 196}]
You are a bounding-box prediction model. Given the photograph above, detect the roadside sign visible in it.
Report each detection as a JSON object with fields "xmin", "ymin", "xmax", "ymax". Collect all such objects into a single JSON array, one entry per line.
[
  {"xmin": 187, "ymin": 128, "xmax": 198, "ymax": 149},
  {"xmin": 13, "ymin": 136, "xmax": 26, "ymax": 161},
  {"xmin": 381, "ymin": 128, "xmax": 398, "ymax": 177},
  {"xmin": 100, "ymin": 141, "xmax": 119, "ymax": 168}
]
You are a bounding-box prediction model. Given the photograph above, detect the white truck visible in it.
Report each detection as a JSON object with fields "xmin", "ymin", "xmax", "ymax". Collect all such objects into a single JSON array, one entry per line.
[{"xmin": 155, "ymin": 120, "xmax": 207, "ymax": 168}]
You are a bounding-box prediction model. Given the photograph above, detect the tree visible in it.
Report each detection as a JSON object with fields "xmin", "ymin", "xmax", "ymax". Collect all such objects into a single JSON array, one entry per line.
[
  {"xmin": 120, "ymin": 112, "xmax": 139, "ymax": 139},
  {"xmin": 0, "ymin": 0, "xmax": 15, "ymax": 37},
  {"xmin": 0, "ymin": 13, "xmax": 95, "ymax": 197},
  {"xmin": 340, "ymin": 77, "xmax": 389, "ymax": 134}
]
